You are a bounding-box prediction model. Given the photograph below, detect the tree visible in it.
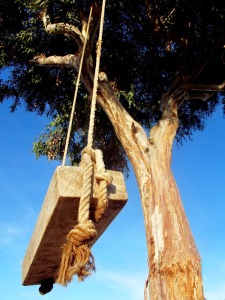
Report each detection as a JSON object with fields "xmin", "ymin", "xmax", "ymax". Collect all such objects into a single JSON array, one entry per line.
[{"xmin": 1, "ymin": 0, "xmax": 225, "ymax": 299}]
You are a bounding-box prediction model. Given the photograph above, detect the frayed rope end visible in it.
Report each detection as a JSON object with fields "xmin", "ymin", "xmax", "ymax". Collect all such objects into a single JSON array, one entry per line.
[{"xmin": 56, "ymin": 220, "xmax": 97, "ymax": 286}]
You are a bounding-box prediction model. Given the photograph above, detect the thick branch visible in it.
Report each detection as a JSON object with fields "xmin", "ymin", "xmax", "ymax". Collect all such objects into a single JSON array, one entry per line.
[
  {"xmin": 41, "ymin": 10, "xmax": 84, "ymax": 49},
  {"xmin": 40, "ymin": 7, "xmax": 101, "ymax": 70},
  {"xmin": 29, "ymin": 54, "xmax": 78, "ymax": 68},
  {"xmin": 167, "ymin": 72, "xmax": 225, "ymax": 105},
  {"xmin": 150, "ymin": 96, "xmax": 179, "ymax": 162},
  {"xmin": 180, "ymin": 80, "xmax": 225, "ymax": 102},
  {"xmin": 81, "ymin": 73, "xmax": 153, "ymax": 173},
  {"xmin": 185, "ymin": 91, "xmax": 215, "ymax": 101},
  {"xmin": 82, "ymin": 2, "xmax": 101, "ymax": 56},
  {"xmin": 28, "ymin": 49, "xmax": 152, "ymax": 171},
  {"xmin": 187, "ymin": 81, "xmax": 225, "ymax": 92}
]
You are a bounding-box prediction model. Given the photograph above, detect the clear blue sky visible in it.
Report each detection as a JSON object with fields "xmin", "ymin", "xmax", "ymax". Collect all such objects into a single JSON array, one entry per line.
[{"xmin": 0, "ymin": 97, "xmax": 225, "ymax": 300}]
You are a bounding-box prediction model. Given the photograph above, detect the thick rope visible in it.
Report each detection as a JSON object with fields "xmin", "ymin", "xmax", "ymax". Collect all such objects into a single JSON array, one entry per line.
[
  {"xmin": 78, "ymin": 148, "xmax": 94, "ymax": 223},
  {"xmin": 57, "ymin": 1, "xmax": 108, "ymax": 286},
  {"xmin": 94, "ymin": 149, "xmax": 112, "ymax": 222},
  {"xmin": 57, "ymin": 148, "xmax": 111, "ymax": 285},
  {"xmin": 57, "ymin": 148, "xmax": 97, "ymax": 285},
  {"xmin": 87, "ymin": 0, "xmax": 106, "ymax": 148},
  {"xmin": 62, "ymin": 7, "xmax": 93, "ymax": 166},
  {"xmin": 57, "ymin": 220, "xmax": 97, "ymax": 285}
]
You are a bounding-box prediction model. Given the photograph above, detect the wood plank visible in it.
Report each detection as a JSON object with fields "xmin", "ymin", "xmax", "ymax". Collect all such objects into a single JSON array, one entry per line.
[{"xmin": 22, "ymin": 166, "xmax": 127, "ymax": 286}]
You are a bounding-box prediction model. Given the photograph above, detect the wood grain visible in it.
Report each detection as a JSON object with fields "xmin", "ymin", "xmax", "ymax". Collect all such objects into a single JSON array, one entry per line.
[{"xmin": 22, "ymin": 166, "xmax": 127, "ymax": 286}]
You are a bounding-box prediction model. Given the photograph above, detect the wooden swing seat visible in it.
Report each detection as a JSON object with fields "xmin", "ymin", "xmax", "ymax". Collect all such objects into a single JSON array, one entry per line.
[{"xmin": 22, "ymin": 166, "xmax": 127, "ymax": 286}]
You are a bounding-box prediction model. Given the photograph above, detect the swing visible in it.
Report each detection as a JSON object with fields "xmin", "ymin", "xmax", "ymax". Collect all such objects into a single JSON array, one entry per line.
[{"xmin": 22, "ymin": 0, "xmax": 127, "ymax": 291}]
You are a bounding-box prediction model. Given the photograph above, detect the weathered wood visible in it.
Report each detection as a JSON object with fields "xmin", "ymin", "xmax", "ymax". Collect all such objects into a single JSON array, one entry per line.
[
  {"xmin": 22, "ymin": 166, "xmax": 127, "ymax": 286},
  {"xmin": 142, "ymin": 105, "xmax": 204, "ymax": 299}
]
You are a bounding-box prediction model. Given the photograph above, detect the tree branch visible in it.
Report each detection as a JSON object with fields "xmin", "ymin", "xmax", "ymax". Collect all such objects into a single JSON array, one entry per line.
[
  {"xmin": 28, "ymin": 49, "xmax": 151, "ymax": 172},
  {"xmin": 186, "ymin": 91, "xmax": 215, "ymax": 101},
  {"xmin": 98, "ymin": 81, "xmax": 152, "ymax": 169},
  {"xmin": 187, "ymin": 81, "xmax": 225, "ymax": 92},
  {"xmin": 33, "ymin": 7, "xmax": 151, "ymax": 174},
  {"xmin": 79, "ymin": 67, "xmax": 152, "ymax": 170},
  {"xmin": 29, "ymin": 54, "xmax": 78, "ymax": 68},
  {"xmin": 41, "ymin": 9, "xmax": 84, "ymax": 50},
  {"xmin": 180, "ymin": 80, "xmax": 225, "ymax": 102},
  {"xmin": 39, "ymin": 6, "xmax": 101, "ymax": 71},
  {"xmin": 88, "ymin": 5, "xmax": 101, "ymax": 57}
]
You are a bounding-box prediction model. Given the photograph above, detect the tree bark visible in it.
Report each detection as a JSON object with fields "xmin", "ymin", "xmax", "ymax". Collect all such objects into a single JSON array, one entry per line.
[
  {"xmin": 96, "ymin": 85, "xmax": 204, "ymax": 299},
  {"xmin": 143, "ymin": 105, "xmax": 204, "ymax": 299}
]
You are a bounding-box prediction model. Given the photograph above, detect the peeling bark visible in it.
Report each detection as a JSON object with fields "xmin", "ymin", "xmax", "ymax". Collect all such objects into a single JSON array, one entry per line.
[
  {"xmin": 41, "ymin": 10, "xmax": 84, "ymax": 49},
  {"xmin": 29, "ymin": 54, "xmax": 78, "ymax": 68},
  {"xmin": 137, "ymin": 103, "xmax": 204, "ymax": 299},
  {"xmin": 81, "ymin": 76, "xmax": 205, "ymax": 299},
  {"xmin": 94, "ymin": 88, "xmax": 204, "ymax": 299}
]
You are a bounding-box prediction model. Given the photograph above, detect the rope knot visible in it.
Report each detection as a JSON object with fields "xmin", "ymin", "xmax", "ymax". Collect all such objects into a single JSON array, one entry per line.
[
  {"xmin": 81, "ymin": 147, "xmax": 95, "ymax": 162},
  {"xmin": 66, "ymin": 220, "xmax": 97, "ymax": 245},
  {"xmin": 95, "ymin": 172, "xmax": 112, "ymax": 186}
]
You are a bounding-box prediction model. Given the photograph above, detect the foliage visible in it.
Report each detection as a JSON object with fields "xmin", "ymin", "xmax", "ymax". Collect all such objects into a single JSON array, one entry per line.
[
  {"xmin": 1, "ymin": 0, "xmax": 225, "ymax": 173},
  {"xmin": 33, "ymin": 114, "xmax": 68, "ymax": 161}
]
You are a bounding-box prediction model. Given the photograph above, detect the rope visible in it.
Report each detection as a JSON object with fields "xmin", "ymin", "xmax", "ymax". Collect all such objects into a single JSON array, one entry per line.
[
  {"xmin": 87, "ymin": 0, "xmax": 106, "ymax": 148},
  {"xmin": 94, "ymin": 149, "xmax": 112, "ymax": 222},
  {"xmin": 62, "ymin": 0, "xmax": 106, "ymax": 162},
  {"xmin": 78, "ymin": 148, "xmax": 95, "ymax": 223},
  {"xmin": 62, "ymin": 7, "xmax": 93, "ymax": 166},
  {"xmin": 57, "ymin": 147, "xmax": 97, "ymax": 285},
  {"xmin": 56, "ymin": 147, "xmax": 111, "ymax": 285},
  {"xmin": 57, "ymin": 1, "xmax": 109, "ymax": 286},
  {"xmin": 57, "ymin": 220, "xmax": 97, "ymax": 284}
]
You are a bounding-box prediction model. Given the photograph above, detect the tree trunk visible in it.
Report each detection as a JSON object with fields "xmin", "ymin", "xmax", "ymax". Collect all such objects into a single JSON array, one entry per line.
[
  {"xmin": 93, "ymin": 83, "xmax": 205, "ymax": 299},
  {"xmin": 94, "ymin": 85, "xmax": 204, "ymax": 299},
  {"xmin": 137, "ymin": 103, "xmax": 204, "ymax": 299}
]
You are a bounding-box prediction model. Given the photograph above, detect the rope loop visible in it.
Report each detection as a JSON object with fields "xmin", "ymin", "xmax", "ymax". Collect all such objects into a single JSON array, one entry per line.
[
  {"xmin": 95, "ymin": 149, "xmax": 112, "ymax": 186},
  {"xmin": 93, "ymin": 149, "xmax": 112, "ymax": 222},
  {"xmin": 81, "ymin": 147, "xmax": 96, "ymax": 165},
  {"xmin": 95, "ymin": 172, "xmax": 112, "ymax": 185}
]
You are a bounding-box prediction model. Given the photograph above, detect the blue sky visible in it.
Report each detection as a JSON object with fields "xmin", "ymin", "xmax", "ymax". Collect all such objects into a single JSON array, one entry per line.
[{"xmin": 0, "ymin": 98, "xmax": 225, "ymax": 300}]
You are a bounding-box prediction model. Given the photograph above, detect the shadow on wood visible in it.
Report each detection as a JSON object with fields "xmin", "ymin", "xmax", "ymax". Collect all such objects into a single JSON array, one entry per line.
[{"xmin": 22, "ymin": 166, "xmax": 127, "ymax": 286}]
